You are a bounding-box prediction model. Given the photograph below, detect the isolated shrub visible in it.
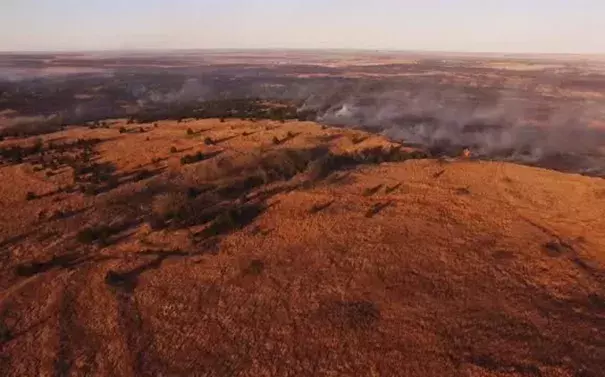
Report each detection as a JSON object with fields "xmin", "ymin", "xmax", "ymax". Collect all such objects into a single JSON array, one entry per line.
[
  {"xmin": 148, "ymin": 214, "xmax": 167, "ymax": 231},
  {"xmin": 25, "ymin": 191, "xmax": 37, "ymax": 201},
  {"xmin": 76, "ymin": 227, "xmax": 96, "ymax": 244},
  {"xmin": 170, "ymin": 146, "xmax": 178, "ymax": 153},
  {"xmin": 152, "ymin": 192, "xmax": 189, "ymax": 222},
  {"xmin": 245, "ymin": 259, "xmax": 265, "ymax": 275},
  {"xmin": 186, "ymin": 128, "xmax": 194, "ymax": 135},
  {"xmin": 180, "ymin": 151, "xmax": 205, "ymax": 165},
  {"xmin": 272, "ymin": 136, "xmax": 280, "ymax": 145},
  {"xmin": 76, "ymin": 226, "xmax": 111, "ymax": 245},
  {"xmin": 79, "ymin": 184, "xmax": 98, "ymax": 196},
  {"xmin": 86, "ymin": 164, "xmax": 115, "ymax": 184},
  {"xmin": 32, "ymin": 138, "xmax": 44, "ymax": 153},
  {"xmin": 1, "ymin": 147, "xmax": 24, "ymax": 163},
  {"xmin": 257, "ymin": 149, "xmax": 311, "ymax": 181},
  {"xmin": 187, "ymin": 187, "xmax": 202, "ymax": 199},
  {"xmin": 105, "ymin": 176, "xmax": 119, "ymax": 190},
  {"xmin": 409, "ymin": 150, "xmax": 428, "ymax": 159},
  {"xmin": 202, "ymin": 204, "xmax": 264, "ymax": 237},
  {"xmin": 204, "ymin": 137, "xmax": 214, "ymax": 145},
  {"xmin": 49, "ymin": 160, "xmax": 59, "ymax": 170},
  {"xmin": 0, "ymin": 320, "xmax": 12, "ymax": 343},
  {"xmin": 119, "ymin": 127, "xmax": 127, "ymax": 134},
  {"xmin": 220, "ymin": 117, "xmax": 226, "ymax": 123},
  {"xmin": 351, "ymin": 136, "xmax": 366, "ymax": 145},
  {"xmin": 304, "ymin": 154, "xmax": 356, "ymax": 182},
  {"xmin": 135, "ymin": 169, "xmax": 154, "ymax": 181},
  {"xmin": 51, "ymin": 209, "xmax": 66, "ymax": 220}
]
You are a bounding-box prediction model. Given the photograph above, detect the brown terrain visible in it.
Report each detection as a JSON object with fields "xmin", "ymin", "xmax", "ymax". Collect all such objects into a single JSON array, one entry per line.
[{"xmin": 0, "ymin": 118, "xmax": 604, "ymax": 376}]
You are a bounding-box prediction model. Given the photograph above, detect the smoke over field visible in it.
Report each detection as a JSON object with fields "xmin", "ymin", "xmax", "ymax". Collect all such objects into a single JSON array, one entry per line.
[
  {"xmin": 307, "ymin": 85, "xmax": 605, "ymax": 175},
  {"xmin": 1, "ymin": 51, "xmax": 604, "ymax": 176}
]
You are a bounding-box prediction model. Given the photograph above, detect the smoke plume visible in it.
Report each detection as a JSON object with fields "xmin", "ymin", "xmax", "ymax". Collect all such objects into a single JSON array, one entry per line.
[{"xmin": 305, "ymin": 85, "xmax": 605, "ymax": 176}]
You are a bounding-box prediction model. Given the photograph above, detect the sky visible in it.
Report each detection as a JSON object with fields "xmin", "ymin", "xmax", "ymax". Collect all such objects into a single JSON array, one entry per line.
[{"xmin": 1, "ymin": 0, "xmax": 604, "ymax": 53}]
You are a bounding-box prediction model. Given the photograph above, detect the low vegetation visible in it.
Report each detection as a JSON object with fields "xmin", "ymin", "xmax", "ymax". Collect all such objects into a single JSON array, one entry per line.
[
  {"xmin": 76, "ymin": 225, "xmax": 116, "ymax": 245},
  {"xmin": 180, "ymin": 151, "xmax": 206, "ymax": 165},
  {"xmin": 128, "ymin": 99, "xmax": 306, "ymax": 125}
]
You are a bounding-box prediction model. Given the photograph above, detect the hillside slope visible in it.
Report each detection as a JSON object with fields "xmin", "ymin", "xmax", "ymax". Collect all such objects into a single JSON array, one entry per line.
[{"xmin": 0, "ymin": 119, "xmax": 604, "ymax": 377}]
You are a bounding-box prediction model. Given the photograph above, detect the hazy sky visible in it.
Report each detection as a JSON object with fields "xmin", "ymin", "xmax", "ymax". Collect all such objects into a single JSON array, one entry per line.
[{"xmin": 1, "ymin": 0, "xmax": 604, "ymax": 53}]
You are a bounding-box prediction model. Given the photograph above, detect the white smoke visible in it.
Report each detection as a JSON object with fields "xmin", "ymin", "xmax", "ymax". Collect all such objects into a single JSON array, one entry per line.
[
  {"xmin": 307, "ymin": 86, "xmax": 605, "ymax": 175},
  {"xmin": 135, "ymin": 78, "xmax": 211, "ymax": 105}
]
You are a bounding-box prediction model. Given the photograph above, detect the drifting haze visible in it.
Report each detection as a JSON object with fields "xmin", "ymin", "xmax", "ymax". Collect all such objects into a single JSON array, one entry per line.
[{"xmin": 1, "ymin": 0, "xmax": 605, "ymax": 53}]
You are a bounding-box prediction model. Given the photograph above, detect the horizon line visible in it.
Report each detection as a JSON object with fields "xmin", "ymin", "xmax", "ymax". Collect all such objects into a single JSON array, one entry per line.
[{"xmin": 1, "ymin": 47, "xmax": 604, "ymax": 58}]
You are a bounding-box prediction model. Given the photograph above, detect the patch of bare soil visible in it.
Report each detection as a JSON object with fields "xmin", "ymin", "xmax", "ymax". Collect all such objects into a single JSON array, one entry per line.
[{"xmin": 0, "ymin": 119, "xmax": 604, "ymax": 376}]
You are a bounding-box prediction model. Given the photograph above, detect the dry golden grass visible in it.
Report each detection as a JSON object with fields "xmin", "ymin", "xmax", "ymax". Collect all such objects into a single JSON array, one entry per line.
[{"xmin": 0, "ymin": 119, "xmax": 604, "ymax": 376}]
